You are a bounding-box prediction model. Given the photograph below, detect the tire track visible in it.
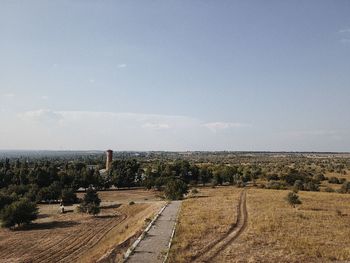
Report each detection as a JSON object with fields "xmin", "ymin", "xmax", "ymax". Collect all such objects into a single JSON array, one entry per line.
[{"xmin": 194, "ymin": 189, "xmax": 248, "ymax": 263}]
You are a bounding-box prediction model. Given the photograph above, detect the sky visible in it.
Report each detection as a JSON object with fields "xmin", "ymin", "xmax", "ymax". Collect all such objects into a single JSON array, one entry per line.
[{"xmin": 0, "ymin": 0, "xmax": 350, "ymax": 151}]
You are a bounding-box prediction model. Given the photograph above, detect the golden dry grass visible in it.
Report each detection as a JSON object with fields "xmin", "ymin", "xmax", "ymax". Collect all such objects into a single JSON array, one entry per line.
[
  {"xmin": 0, "ymin": 190, "xmax": 163, "ymax": 263},
  {"xmin": 79, "ymin": 201, "xmax": 164, "ymax": 263},
  {"xmin": 215, "ymin": 188, "xmax": 350, "ymax": 262},
  {"xmin": 168, "ymin": 187, "xmax": 241, "ymax": 262}
]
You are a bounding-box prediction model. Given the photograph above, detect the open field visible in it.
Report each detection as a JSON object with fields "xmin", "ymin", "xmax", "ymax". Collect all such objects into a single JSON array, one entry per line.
[
  {"xmin": 170, "ymin": 187, "xmax": 350, "ymax": 262},
  {"xmin": 168, "ymin": 187, "xmax": 241, "ymax": 262},
  {"xmin": 0, "ymin": 190, "xmax": 164, "ymax": 263}
]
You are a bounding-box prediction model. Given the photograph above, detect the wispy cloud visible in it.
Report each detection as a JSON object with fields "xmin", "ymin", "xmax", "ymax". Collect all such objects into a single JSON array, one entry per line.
[
  {"xmin": 3, "ymin": 93, "xmax": 15, "ymax": 98},
  {"xmin": 12, "ymin": 109, "xmax": 251, "ymax": 150},
  {"xmin": 283, "ymin": 130, "xmax": 343, "ymax": 141},
  {"xmin": 142, "ymin": 122, "xmax": 170, "ymax": 130},
  {"xmin": 338, "ymin": 28, "xmax": 350, "ymax": 44},
  {"xmin": 117, "ymin": 64, "xmax": 127, "ymax": 68},
  {"xmin": 41, "ymin": 95, "xmax": 49, "ymax": 100},
  {"xmin": 339, "ymin": 28, "xmax": 350, "ymax": 33},
  {"xmin": 203, "ymin": 121, "xmax": 251, "ymax": 132},
  {"xmin": 18, "ymin": 109, "xmax": 63, "ymax": 124}
]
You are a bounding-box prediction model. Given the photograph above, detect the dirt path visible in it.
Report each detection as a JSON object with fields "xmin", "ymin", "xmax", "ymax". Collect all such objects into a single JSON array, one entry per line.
[
  {"xmin": 194, "ymin": 189, "xmax": 248, "ymax": 263},
  {"xmin": 126, "ymin": 201, "xmax": 182, "ymax": 263}
]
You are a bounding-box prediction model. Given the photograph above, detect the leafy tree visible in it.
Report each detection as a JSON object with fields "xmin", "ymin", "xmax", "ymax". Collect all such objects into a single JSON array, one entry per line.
[
  {"xmin": 199, "ymin": 167, "xmax": 212, "ymax": 186},
  {"xmin": 164, "ymin": 179, "xmax": 188, "ymax": 200},
  {"xmin": 0, "ymin": 199, "xmax": 38, "ymax": 228},
  {"xmin": 78, "ymin": 187, "xmax": 101, "ymax": 215},
  {"xmin": 61, "ymin": 188, "xmax": 78, "ymax": 205},
  {"xmin": 0, "ymin": 192, "xmax": 17, "ymax": 210}
]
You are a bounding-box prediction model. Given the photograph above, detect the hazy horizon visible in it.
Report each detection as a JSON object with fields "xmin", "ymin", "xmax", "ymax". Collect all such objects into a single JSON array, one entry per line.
[{"xmin": 1, "ymin": 1, "xmax": 350, "ymax": 152}]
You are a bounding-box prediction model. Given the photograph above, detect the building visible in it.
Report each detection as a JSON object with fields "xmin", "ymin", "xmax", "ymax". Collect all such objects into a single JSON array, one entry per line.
[{"xmin": 106, "ymin": 149, "xmax": 113, "ymax": 171}]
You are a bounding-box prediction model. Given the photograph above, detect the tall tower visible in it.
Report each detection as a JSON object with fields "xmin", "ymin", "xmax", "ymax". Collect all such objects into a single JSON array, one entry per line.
[{"xmin": 106, "ymin": 149, "xmax": 113, "ymax": 171}]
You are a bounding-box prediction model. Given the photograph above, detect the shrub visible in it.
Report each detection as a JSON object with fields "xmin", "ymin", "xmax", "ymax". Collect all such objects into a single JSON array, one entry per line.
[
  {"xmin": 324, "ymin": 187, "xmax": 335, "ymax": 192},
  {"xmin": 286, "ymin": 192, "xmax": 302, "ymax": 208},
  {"xmin": 266, "ymin": 181, "xmax": 287, "ymax": 190},
  {"xmin": 339, "ymin": 181, "xmax": 350, "ymax": 193},
  {"xmin": 0, "ymin": 199, "xmax": 38, "ymax": 228},
  {"xmin": 293, "ymin": 180, "xmax": 304, "ymax": 192},
  {"xmin": 303, "ymin": 181, "xmax": 320, "ymax": 192},
  {"xmin": 129, "ymin": 201, "xmax": 135, "ymax": 205},
  {"xmin": 313, "ymin": 173, "xmax": 326, "ymax": 182},
  {"xmin": 164, "ymin": 179, "xmax": 188, "ymax": 200},
  {"xmin": 191, "ymin": 188, "xmax": 199, "ymax": 195},
  {"xmin": 328, "ymin": 177, "xmax": 340, "ymax": 184},
  {"xmin": 266, "ymin": 174, "xmax": 279, "ymax": 181}
]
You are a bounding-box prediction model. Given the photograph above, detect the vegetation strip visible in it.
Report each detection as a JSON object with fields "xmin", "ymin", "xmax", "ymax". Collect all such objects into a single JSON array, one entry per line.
[{"xmin": 123, "ymin": 203, "xmax": 168, "ymax": 262}]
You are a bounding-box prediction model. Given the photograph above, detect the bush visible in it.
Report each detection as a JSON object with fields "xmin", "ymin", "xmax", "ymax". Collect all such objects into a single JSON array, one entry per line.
[
  {"xmin": 129, "ymin": 201, "xmax": 135, "ymax": 205},
  {"xmin": 313, "ymin": 173, "xmax": 326, "ymax": 182},
  {"xmin": 164, "ymin": 179, "xmax": 188, "ymax": 200},
  {"xmin": 339, "ymin": 181, "xmax": 350, "ymax": 193},
  {"xmin": 61, "ymin": 188, "xmax": 78, "ymax": 205},
  {"xmin": 293, "ymin": 180, "xmax": 304, "ymax": 192},
  {"xmin": 324, "ymin": 187, "xmax": 335, "ymax": 193},
  {"xmin": 78, "ymin": 187, "xmax": 101, "ymax": 215},
  {"xmin": 0, "ymin": 199, "xmax": 38, "ymax": 228},
  {"xmin": 303, "ymin": 181, "xmax": 320, "ymax": 192},
  {"xmin": 266, "ymin": 181, "xmax": 287, "ymax": 190},
  {"xmin": 328, "ymin": 177, "xmax": 340, "ymax": 184},
  {"xmin": 191, "ymin": 188, "xmax": 199, "ymax": 195},
  {"xmin": 286, "ymin": 192, "xmax": 302, "ymax": 208}
]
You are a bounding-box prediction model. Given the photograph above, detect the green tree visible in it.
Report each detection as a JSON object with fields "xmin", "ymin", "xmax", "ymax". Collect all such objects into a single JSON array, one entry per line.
[
  {"xmin": 61, "ymin": 188, "xmax": 78, "ymax": 205},
  {"xmin": 164, "ymin": 179, "xmax": 188, "ymax": 200},
  {"xmin": 0, "ymin": 199, "xmax": 38, "ymax": 228},
  {"xmin": 78, "ymin": 187, "xmax": 101, "ymax": 215}
]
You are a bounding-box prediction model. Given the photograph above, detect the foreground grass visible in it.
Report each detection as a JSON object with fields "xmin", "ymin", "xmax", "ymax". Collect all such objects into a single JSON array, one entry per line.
[
  {"xmin": 215, "ymin": 189, "xmax": 350, "ymax": 262},
  {"xmin": 168, "ymin": 187, "xmax": 241, "ymax": 262}
]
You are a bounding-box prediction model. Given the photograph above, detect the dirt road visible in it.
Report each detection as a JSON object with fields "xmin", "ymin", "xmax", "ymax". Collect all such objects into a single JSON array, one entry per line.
[{"xmin": 194, "ymin": 189, "xmax": 248, "ymax": 262}]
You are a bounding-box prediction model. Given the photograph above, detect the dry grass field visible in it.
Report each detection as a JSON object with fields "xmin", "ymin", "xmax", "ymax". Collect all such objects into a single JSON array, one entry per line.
[
  {"xmin": 169, "ymin": 187, "xmax": 350, "ymax": 263},
  {"xmin": 215, "ymin": 189, "xmax": 350, "ymax": 262},
  {"xmin": 168, "ymin": 187, "xmax": 241, "ymax": 262},
  {"xmin": 0, "ymin": 189, "xmax": 164, "ymax": 263}
]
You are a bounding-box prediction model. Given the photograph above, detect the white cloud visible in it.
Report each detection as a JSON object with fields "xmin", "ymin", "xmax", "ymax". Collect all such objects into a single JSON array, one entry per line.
[
  {"xmin": 18, "ymin": 109, "xmax": 63, "ymax": 124},
  {"xmin": 41, "ymin": 95, "xmax": 49, "ymax": 100},
  {"xmin": 9, "ymin": 110, "xmax": 250, "ymax": 150},
  {"xmin": 203, "ymin": 121, "xmax": 251, "ymax": 132},
  {"xmin": 3, "ymin": 93, "xmax": 15, "ymax": 98},
  {"xmin": 142, "ymin": 122, "xmax": 170, "ymax": 130},
  {"xmin": 339, "ymin": 28, "xmax": 350, "ymax": 33},
  {"xmin": 89, "ymin": 79, "xmax": 95, "ymax": 83},
  {"xmin": 117, "ymin": 64, "xmax": 127, "ymax": 68},
  {"xmin": 283, "ymin": 130, "xmax": 343, "ymax": 142}
]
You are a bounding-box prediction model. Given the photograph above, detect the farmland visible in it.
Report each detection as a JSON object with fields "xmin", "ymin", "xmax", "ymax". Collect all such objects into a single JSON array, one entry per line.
[{"xmin": 0, "ymin": 189, "xmax": 164, "ymax": 263}]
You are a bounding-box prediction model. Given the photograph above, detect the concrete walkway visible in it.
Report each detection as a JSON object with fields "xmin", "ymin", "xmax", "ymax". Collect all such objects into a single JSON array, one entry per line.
[{"xmin": 126, "ymin": 201, "xmax": 182, "ymax": 263}]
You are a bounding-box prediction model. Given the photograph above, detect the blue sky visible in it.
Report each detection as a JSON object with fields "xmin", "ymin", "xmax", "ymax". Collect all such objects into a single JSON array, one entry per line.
[{"xmin": 0, "ymin": 1, "xmax": 349, "ymax": 151}]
